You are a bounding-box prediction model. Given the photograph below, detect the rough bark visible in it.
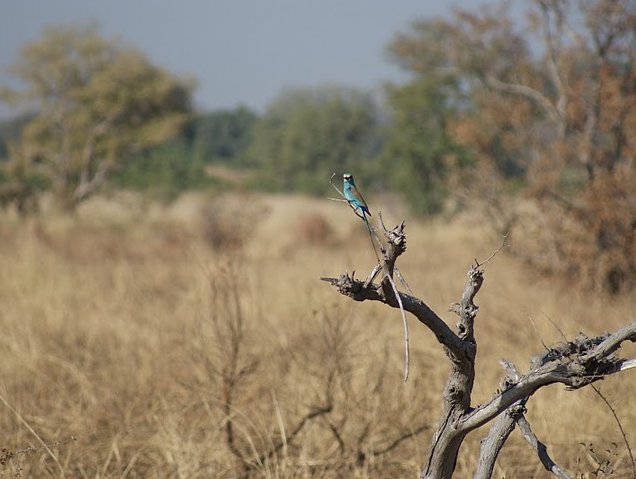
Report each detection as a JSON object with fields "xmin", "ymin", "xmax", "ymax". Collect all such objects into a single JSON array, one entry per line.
[
  {"xmin": 517, "ymin": 415, "xmax": 572, "ymax": 479},
  {"xmin": 322, "ymin": 221, "xmax": 636, "ymax": 479},
  {"xmin": 474, "ymin": 361, "xmax": 526, "ymax": 479},
  {"xmin": 474, "ymin": 404, "xmax": 525, "ymax": 479}
]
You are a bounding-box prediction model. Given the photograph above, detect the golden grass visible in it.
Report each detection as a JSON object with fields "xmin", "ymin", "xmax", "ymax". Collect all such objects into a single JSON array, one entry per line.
[{"xmin": 0, "ymin": 192, "xmax": 634, "ymax": 478}]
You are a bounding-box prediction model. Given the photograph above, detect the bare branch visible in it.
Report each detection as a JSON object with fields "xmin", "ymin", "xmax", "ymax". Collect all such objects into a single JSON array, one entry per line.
[
  {"xmin": 484, "ymin": 74, "xmax": 560, "ymax": 121},
  {"xmin": 74, "ymin": 158, "xmax": 110, "ymax": 202},
  {"xmin": 474, "ymin": 404, "xmax": 525, "ymax": 479},
  {"xmin": 460, "ymin": 321, "xmax": 636, "ymax": 432},
  {"xmin": 0, "ymin": 393, "xmax": 65, "ymax": 478},
  {"xmin": 517, "ymin": 415, "xmax": 572, "ymax": 479},
  {"xmin": 325, "ymin": 420, "xmax": 346, "ymax": 455},
  {"xmin": 474, "ymin": 233, "xmax": 509, "ymax": 268},
  {"xmin": 323, "ymin": 216, "xmax": 636, "ymax": 479},
  {"xmin": 538, "ymin": 0, "xmax": 568, "ymax": 128},
  {"xmin": 450, "ymin": 265, "xmax": 483, "ymax": 343},
  {"xmin": 321, "ymin": 273, "xmax": 464, "ymax": 357},
  {"xmin": 395, "ymin": 267, "xmax": 415, "ymax": 295},
  {"xmin": 371, "ymin": 423, "xmax": 429, "ymax": 457},
  {"xmin": 578, "ymin": 321, "xmax": 636, "ymax": 362},
  {"xmin": 474, "ymin": 360, "xmax": 525, "ymax": 479},
  {"xmin": 591, "ymin": 385, "xmax": 636, "ymax": 478},
  {"xmin": 260, "ymin": 404, "xmax": 333, "ymax": 464},
  {"xmin": 329, "ymin": 172, "xmax": 344, "ymax": 197},
  {"xmin": 377, "ymin": 210, "xmax": 389, "ymax": 233},
  {"xmin": 542, "ymin": 311, "xmax": 568, "ymax": 341},
  {"xmin": 620, "ymin": 358, "xmax": 636, "ymax": 371}
]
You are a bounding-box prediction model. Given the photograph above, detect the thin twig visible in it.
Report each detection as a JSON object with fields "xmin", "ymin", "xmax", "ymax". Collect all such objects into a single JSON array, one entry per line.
[
  {"xmin": 364, "ymin": 263, "xmax": 382, "ymax": 287},
  {"xmin": 367, "ymin": 218, "xmax": 386, "ymax": 259},
  {"xmin": 371, "ymin": 423, "xmax": 429, "ymax": 456},
  {"xmin": 395, "ymin": 267, "xmax": 414, "ymax": 295},
  {"xmin": 325, "ymin": 420, "xmax": 346, "ymax": 454},
  {"xmin": 528, "ymin": 315, "xmax": 550, "ymax": 352},
  {"xmin": 0, "ymin": 393, "xmax": 65, "ymax": 478},
  {"xmin": 364, "ymin": 217, "xmax": 381, "ymax": 263},
  {"xmin": 329, "ymin": 172, "xmax": 344, "ymax": 197},
  {"xmin": 378, "ymin": 210, "xmax": 388, "ymax": 233},
  {"xmin": 385, "ymin": 273, "xmax": 410, "ymax": 382},
  {"xmin": 377, "ymin": 211, "xmax": 412, "ymax": 291},
  {"xmin": 542, "ymin": 311, "xmax": 568, "ymax": 341},
  {"xmin": 590, "ymin": 384, "xmax": 636, "ymax": 478},
  {"xmin": 475, "ymin": 233, "xmax": 509, "ymax": 268},
  {"xmin": 517, "ymin": 415, "xmax": 572, "ymax": 479}
]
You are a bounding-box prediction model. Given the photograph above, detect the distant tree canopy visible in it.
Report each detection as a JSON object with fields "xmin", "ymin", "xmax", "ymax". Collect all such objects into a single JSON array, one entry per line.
[
  {"xmin": 0, "ymin": 114, "xmax": 33, "ymax": 161},
  {"xmin": 381, "ymin": 73, "xmax": 470, "ymax": 215},
  {"xmin": 193, "ymin": 106, "xmax": 258, "ymax": 165},
  {"xmin": 247, "ymin": 86, "xmax": 383, "ymax": 195},
  {"xmin": 111, "ymin": 137, "xmax": 211, "ymax": 198},
  {"xmin": 0, "ymin": 24, "xmax": 194, "ymax": 210},
  {"xmin": 390, "ymin": 0, "xmax": 636, "ymax": 293}
]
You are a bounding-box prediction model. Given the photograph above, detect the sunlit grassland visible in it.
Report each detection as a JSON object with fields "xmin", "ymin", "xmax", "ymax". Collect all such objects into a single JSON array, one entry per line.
[{"xmin": 0, "ymin": 192, "xmax": 634, "ymax": 478}]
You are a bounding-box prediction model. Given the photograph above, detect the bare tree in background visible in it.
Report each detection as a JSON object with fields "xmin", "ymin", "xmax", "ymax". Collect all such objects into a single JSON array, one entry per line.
[
  {"xmin": 389, "ymin": 0, "xmax": 636, "ymax": 294},
  {"xmin": 323, "ymin": 220, "xmax": 636, "ymax": 479}
]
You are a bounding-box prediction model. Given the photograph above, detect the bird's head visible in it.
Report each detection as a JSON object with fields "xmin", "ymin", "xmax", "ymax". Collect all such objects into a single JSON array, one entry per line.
[{"xmin": 343, "ymin": 173, "xmax": 353, "ymax": 183}]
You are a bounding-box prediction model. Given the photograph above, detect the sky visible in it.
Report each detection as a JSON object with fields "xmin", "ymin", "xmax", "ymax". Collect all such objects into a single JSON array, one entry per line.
[{"xmin": 1, "ymin": 0, "xmax": 494, "ymax": 117}]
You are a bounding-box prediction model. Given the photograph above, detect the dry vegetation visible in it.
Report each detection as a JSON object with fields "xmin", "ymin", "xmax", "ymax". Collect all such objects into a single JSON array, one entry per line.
[{"xmin": 0, "ymin": 192, "xmax": 635, "ymax": 478}]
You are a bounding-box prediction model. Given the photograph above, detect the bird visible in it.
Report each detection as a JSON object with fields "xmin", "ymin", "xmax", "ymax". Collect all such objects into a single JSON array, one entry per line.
[
  {"xmin": 343, "ymin": 173, "xmax": 371, "ymax": 221},
  {"xmin": 343, "ymin": 173, "xmax": 380, "ymax": 262}
]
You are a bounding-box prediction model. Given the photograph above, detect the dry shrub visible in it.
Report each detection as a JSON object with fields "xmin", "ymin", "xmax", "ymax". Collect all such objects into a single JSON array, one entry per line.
[
  {"xmin": 574, "ymin": 171, "xmax": 636, "ymax": 293},
  {"xmin": 295, "ymin": 211, "xmax": 336, "ymax": 246},
  {"xmin": 513, "ymin": 169, "xmax": 636, "ymax": 294},
  {"xmin": 187, "ymin": 267, "xmax": 433, "ymax": 478},
  {"xmin": 1, "ymin": 195, "xmax": 634, "ymax": 478},
  {"xmin": 200, "ymin": 193, "xmax": 269, "ymax": 251}
]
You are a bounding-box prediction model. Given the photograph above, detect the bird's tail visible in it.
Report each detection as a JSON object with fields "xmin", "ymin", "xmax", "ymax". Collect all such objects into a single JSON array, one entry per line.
[{"xmin": 362, "ymin": 213, "xmax": 380, "ymax": 262}]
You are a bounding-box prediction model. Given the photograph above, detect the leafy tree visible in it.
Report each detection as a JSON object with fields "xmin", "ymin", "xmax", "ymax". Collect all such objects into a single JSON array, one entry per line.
[
  {"xmin": 112, "ymin": 139, "xmax": 210, "ymax": 199},
  {"xmin": 0, "ymin": 114, "xmax": 33, "ymax": 161},
  {"xmin": 0, "ymin": 24, "xmax": 194, "ymax": 210},
  {"xmin": 247, "ymin": 86, "xmax": 383, "ymax": 194},
  {"xmin": 390, "ymin": 0, "xmax": 636, "ymax": 293},
  {"xmin": 192, "ymin": 106, "xmax": 257, "ymax": 165},
  {"xmin": 381, "ymin": 74, "xmax": 469, "ymax": 215}
]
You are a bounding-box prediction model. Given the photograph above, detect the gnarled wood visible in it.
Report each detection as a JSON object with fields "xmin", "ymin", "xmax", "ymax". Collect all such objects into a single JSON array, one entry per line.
[{"xmin": 322, "ymin": 220, "xmax": 636, "ymax": 479}]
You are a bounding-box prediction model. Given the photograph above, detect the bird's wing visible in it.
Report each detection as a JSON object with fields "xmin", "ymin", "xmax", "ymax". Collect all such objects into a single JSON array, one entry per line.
[{"xmin": 350, "ymin": 185, "xmax": 370, "ymax": 214}]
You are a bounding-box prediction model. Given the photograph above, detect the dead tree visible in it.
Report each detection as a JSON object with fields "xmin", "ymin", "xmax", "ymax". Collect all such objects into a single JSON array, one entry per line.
[{"xmin": 322, "ymin": 220, "xmax": 636, "ymax": 479}]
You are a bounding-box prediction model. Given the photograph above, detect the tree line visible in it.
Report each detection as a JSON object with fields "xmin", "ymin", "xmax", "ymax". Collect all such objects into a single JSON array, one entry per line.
[
  {"xmin": 0, "ymin": 22, "xmax": 458, "ymax": 214},
  {"xmin": 2, "ymin": 0, "xmax": 636, "ymax": 294}
]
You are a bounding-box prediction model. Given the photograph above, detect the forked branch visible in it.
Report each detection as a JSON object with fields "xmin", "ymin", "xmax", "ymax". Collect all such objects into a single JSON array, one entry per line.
[
  {"xmin": 461, "ymin": 321, "xmax": 636, "ymax": 432},
  {"xmin": 322, "ymin": 220, "xmax": 636, "ymax": 479}
]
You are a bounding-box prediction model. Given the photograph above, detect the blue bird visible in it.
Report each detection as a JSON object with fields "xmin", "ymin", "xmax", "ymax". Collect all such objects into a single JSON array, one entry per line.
[
  {"xmin": 343, "ymin": 173, "xmax": 380, "ymax": 261},
  {"xmin": 343, "ymin": 173, "xmax": 371, "ymax": 221}
]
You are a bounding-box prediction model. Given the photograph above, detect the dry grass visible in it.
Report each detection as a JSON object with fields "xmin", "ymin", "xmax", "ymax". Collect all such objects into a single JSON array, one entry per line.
[{"xmin": 0, "ymin": 192, "xmax": 634, "ymax": 478}]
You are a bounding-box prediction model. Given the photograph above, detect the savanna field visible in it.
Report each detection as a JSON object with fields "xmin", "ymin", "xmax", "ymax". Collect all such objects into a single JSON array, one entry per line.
[{"xmin": 1, "ymin": 192, "xmax": 635, "ymax": 478}]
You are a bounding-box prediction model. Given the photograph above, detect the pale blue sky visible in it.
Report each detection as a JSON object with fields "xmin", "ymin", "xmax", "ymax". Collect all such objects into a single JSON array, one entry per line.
[{"xmin": 1, "ymin": 0, "xmax": 496, "ymax": 116}]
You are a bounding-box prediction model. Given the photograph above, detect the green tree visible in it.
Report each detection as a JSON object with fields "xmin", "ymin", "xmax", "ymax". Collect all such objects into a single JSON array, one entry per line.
[
  {"xmin": 112, "ymin": 139, "xmax": 210, "ymax": 198},
  {"xmin": 248, "ymin": 86, "xmax": 382, "ymax": 194},
  {"xmin": 381, "ymin": 74, "xmax": 469, "ymax": 215},
  {"xmin": 0, "ymin": 114, "xmax": 33, "ymax": 161},
  {"xmin": 193, "ymin": 106, "xmax": 257, "ymax": 165},
  {"xmin": 0, "ymin": 24, "xmax": 194, "ymax": 210}
]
